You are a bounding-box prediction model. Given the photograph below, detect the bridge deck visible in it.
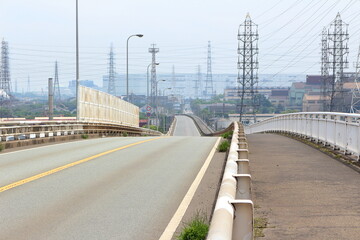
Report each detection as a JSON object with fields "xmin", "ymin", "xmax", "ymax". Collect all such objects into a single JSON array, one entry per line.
[{"xmin": 248, "ymin": 133, "xmax": 360, "ymax": 240}]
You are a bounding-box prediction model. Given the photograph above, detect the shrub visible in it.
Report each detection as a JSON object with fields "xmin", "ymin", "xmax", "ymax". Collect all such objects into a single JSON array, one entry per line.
[
  {"xmin": 218, "ymin": 140, "xmax": 230, "ymax": 152},
  {"xmin": 177, "ymin": 212, "xmax": 209, "ymax": 240},
  {"xmin": 122, "ymin": 132, "xmax": 128, "ymax": 137},
  {"xmin": 81, "ymin": 134, "xmax": 89, "ymax": 139},
  {"xmin": 0, "ymin": 143, "xmax": 4, "ymax": 152}
]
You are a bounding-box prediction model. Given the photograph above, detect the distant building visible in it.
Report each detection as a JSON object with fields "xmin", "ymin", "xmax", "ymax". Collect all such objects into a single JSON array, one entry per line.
[
  {"xmin": 302, "ymin": 94, "xmax": 328, "ymax": 112},
  {"xmin": 269, "ymin": 89, "xmax": 289, "ymax": 107},
  {"xmin": 68, "ymin": 80, "xmax": 100, "ymax": 93}
]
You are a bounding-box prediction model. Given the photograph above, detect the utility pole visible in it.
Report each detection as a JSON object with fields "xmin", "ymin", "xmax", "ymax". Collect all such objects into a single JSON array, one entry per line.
[
  {"xmin": 172, "ymin": 65, "xmax": 176, "ymax": 93},
  {"xmin": 238, "ymin": 13, "xmax": 259, "ymax": 124},
  {"xmin": 205, "ymin": 41, "xmax": 213, "ymax": 99},
  {"xmin": 327, "ymin": 13, "xmax": 349, "ymax": 112},
  {"xmin": 54, "ymin": 61, "xmax": 61, "ymax": 102},
  {"xmin": 107, "ymin": 44, "xmax": 116, "ymax": 95},
  {"xmin": 149, "ymin": 44, "xmax": 159, "ymax": 106},
  {"xmin": 48, "ymin": 78, "xmax": 54, "ymax": 120}
]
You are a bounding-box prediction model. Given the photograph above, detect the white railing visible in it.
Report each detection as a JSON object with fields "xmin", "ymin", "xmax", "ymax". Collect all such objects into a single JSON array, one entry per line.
[
  {"xmin": 207, "ymin": 122, "xmax": 253, "ymax": 240},
  {"xmin": 246, "ymin": 112, "xmax": 360, "ymax": 159}
]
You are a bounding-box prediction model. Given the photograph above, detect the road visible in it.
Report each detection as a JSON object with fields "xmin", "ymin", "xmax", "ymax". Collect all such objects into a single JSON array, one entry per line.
[
  {"xmin": 0, "ymin": 116, "xmax": 217, "ymax": 240},
  {"xmin": 173, "ymin": 115, "xmax": 200, "ymax": 136},
  {"xmin": 248, "ymin": 133, "xmax": 360, "ymax": 239}
]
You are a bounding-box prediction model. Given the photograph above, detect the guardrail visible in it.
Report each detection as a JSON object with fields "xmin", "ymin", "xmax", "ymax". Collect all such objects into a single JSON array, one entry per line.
[
  {"xmin": 166, "ymin": 117, "xmax": 177, "ymax": 136},
  {"xmin": 0, "ymin": 121, "xmax": 161, "ymax": 149},
  {"xmin": 207, "ymin": 122, "xmax": 254, "ymax": 240},
  {"xmin": 245, "ymin": 112, "xmax": 360, "ymax": 160}
]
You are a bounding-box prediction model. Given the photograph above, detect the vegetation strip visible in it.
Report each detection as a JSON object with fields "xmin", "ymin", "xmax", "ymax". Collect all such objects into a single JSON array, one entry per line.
[{"xmin": 0, "ymin": 137, "xmax": 163, "ymax": 193}]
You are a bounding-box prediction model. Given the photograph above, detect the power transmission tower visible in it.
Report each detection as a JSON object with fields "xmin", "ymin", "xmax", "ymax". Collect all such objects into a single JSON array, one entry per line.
[
  {"xmin": 205, "ymin": 41, "xmax": 213, "ymax": 99},
  {"xmin": 238, "ymin": 14, "xmax": 259, "ymax": 124},
  {"xmin": 149, "ymin": 44, "xmax": 159, "ymax": 105},
  {"xmin": 197, "ymin": 65, "xmax": 202, "ymax": 98},
  {"xmin": 14, "ymin": 78, "xmax": 17, "ymax": 93},
  {"xmin": 107, "ymin": 44, "xmax": 116, "ymax": 95},
  {"xmin": 0, "ymin": 39, "xmax": 11, "ymax": 97},
  {"xmin": 54, "ymin": 61, "xmax": 61, "ymax": 102},
  {"xmin": 321, "ymin": 27, "xmax": 330, "ymax": 111},
  {"xmin": 172, "ymin": 65, "xmax": 176, "ymax": 91},
  {"xmin": 327, "ymin": 13, "xmax": 349, "ymax": 112},
  {"xmin": 350, "ymin": 43, "xmax": 360, "ymax": 113},
  {"xmin": 194, "ymin": 65, "xmax": 202, "ymax": 98},
  {"xmin": 27, "ymin": 76, "xmax": 30, "ymax": 93}
]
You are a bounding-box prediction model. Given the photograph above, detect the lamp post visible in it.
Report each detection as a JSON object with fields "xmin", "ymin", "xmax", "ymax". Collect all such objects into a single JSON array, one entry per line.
[
  {"xmin": 76, "ymin": 0, "xmax": 80, "ymax": 120},
  {"xmin": 126, "ymin": 34, "xmax": 143, "ymax": 102}
]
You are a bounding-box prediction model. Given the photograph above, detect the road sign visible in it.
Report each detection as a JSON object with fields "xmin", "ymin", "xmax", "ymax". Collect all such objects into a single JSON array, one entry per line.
[
  {"xmin": 146, "ymin": 112, "xmax": 151, "ymax": 117},
  {"xmin": 146, "ymin": 105, "xmax": 152, "ymax": 111}
]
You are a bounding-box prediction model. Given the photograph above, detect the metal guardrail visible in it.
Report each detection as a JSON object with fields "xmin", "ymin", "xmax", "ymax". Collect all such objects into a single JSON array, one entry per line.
[
  {"xmin": 0, "ymin": 121, "xmax": 161, "ymax": 143},
  {"xmin": 166, "ymin": 117, "xmax": 177, "ymax": 136},
  {"xmin": 207, "ymin": 122, "xmax": 254, "ymax": 240},
  {"xmin": 245, "ymin": 112, "xmax": 360, "ymax": 160}
]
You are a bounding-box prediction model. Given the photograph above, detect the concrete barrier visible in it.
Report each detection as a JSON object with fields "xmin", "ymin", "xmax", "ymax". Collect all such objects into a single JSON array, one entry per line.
[{"xmin": 207, "ymin": 122, "xmax": 253, "ymax": 240}]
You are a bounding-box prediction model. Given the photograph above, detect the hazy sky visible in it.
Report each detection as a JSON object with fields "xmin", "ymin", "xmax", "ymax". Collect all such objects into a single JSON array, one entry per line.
[{"xmin": 0, "ymin": 0, "xmax": 360, "ymax": 91}]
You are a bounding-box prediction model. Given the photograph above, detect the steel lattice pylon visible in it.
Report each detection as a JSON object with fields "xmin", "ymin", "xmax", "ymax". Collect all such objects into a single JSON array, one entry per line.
[
  {"xmin": 327, "ymin": 13, "xmax": 349, "ymax": 112},
  {"xmin": 0, "ymin": 39, "xmax": 11, "ymax": 98},
  {"xmin": 238, "ymin": 14, "xmax": 259, "ymax": 124},
  {"xmin": 321, "ymin": 27, "xmax": 330, "ymax": 111},
  {"xmin": 54, "ymin": 61, "xmax": 61, "ymax": 102},
  {"xmin": 107, "ymin": 44, "xmax": 116, "ymax": 95},
  {"xmin": 149, "ymin": 44, "xmax": 159, "ymax": 106},
  {"xmin": 350, "ymin": 43, "xmax": 360, "ymax": 113},
  {"xmin": 205, "ymin": 41, "xmax": 213, "ymax": 99}
]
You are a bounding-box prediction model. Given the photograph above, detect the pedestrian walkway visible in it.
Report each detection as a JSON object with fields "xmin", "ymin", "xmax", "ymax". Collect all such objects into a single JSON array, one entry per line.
[{"xmin": 248, "ymin": 133, "xmax": 360, "ymax": 240}]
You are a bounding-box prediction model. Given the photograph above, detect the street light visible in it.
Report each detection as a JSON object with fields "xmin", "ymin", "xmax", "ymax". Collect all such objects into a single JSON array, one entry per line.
[
  {"xmin": 162, "ymin": 87, "xmax": 172, "ymax": 96},
  {"xmin": 126, "ymin": 34, "xmax": 143, "ymax": 101},
  {"xmin": 76, "ymin": 0, "xmax": 80, "ymax": 120}
]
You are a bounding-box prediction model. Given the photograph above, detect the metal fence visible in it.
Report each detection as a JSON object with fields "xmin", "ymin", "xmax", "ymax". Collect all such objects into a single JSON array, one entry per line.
[
  {"xmin": 79, "ymin": 86, "xmax": 139, "ymax": 127},
  {"xmin": 245, "ymin": 112, "xmax": 360, "ymax": 159}
]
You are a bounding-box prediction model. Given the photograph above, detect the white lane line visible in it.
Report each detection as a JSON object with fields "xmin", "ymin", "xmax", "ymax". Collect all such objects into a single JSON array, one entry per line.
[{"xmin": 159, "ymin": 137, "xmax": 221, "ymax": 240}]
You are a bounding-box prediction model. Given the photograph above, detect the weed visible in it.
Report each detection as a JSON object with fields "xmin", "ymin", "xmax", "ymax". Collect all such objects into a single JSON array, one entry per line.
[
  {"xmin": 177, "ymin": 212, "xmax": 209, "ymax": 240},
  {"xmin": 221, "ymin": 131, "xmax": 233, "ymax": 139},
  {"xmin": 218, "ymin": 140, "xmax": 230, "ymax": 152},
  {"xmin": 254, "ymin": 217, "xmax": 268, "ymax": 238}
]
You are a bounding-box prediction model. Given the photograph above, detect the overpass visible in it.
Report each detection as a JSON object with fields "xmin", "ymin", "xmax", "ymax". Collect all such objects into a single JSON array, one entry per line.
[{"xmin": 1, "ymin": 87, "xmax": 360, "ymax": 240}]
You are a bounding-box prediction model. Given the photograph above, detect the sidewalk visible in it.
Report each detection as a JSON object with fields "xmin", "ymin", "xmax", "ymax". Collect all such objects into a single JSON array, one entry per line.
[{"xmin": 248, "ymin": 133, "xmax": 360, "ymax": 240}]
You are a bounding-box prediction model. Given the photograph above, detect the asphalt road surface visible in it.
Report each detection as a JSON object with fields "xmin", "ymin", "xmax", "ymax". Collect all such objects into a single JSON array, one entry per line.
[
  {"xmin": 0, "ymin": 118, "xmax": 217, "ymax": 240},
  {"xmin": 173, "ymin": 115, "xmax": 201, "ymax": 136}
]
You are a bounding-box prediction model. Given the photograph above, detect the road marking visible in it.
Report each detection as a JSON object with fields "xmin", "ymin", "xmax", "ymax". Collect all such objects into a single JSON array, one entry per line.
[
  {"xmin": 0, "ymin": 137, "xmax": 163, "ymax": 193},
  {"xmin": 159, "ymin": 137, "xmax": 221, "ymax": 240}
]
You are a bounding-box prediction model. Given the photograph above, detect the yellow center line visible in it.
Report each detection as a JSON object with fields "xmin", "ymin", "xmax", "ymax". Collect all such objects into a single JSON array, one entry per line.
[{"xmin": 0, "ymin": 137, "xmax": 163, "ymax": 193}]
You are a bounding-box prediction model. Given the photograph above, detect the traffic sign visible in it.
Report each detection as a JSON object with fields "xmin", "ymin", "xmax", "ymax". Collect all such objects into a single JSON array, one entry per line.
[
  {"xmin": 146, "ymin": 112, "xmax": 151, "ymax": 117},
  {"xmin": 146, "ymin": 105, "xmax": 152, "ymax": 111}
]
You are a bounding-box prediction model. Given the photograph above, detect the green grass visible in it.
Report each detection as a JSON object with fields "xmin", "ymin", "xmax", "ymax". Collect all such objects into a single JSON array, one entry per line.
[
  {"xmin": 218, "ymin": 140, "xmax": 230, "ymax": 152},
  {"xmin": 220, "ymin": 131, "xmax": 233, "ymax": 139},
  {"xmin": 177, "ymin": 212, "xmax": 209, "ymax": 240}
]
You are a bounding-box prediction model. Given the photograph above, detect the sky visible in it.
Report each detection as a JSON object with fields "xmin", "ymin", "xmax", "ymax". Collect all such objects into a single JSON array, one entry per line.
[{"xmin": 0, "ymin": 0, "xmax": 360, "ymax": 92}]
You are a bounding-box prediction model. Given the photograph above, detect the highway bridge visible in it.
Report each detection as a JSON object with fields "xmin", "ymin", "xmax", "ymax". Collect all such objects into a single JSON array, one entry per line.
[{"xmin": 1, "ymin": 110, "xmax": 360, "ymax": 239}]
